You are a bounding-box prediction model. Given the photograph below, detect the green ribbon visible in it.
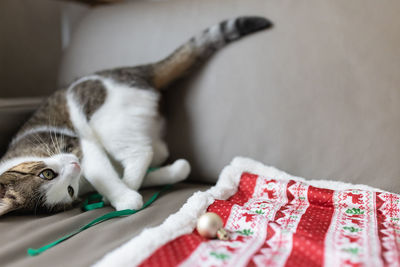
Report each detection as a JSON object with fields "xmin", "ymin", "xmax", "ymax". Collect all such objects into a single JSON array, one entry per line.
[
  {"xmin": 82, "ymin": 193, "xmax": 104, "ymax": 211},
  {"xmin": 27, "ymin": 184, "xmax": 172, "ymax": 256}
]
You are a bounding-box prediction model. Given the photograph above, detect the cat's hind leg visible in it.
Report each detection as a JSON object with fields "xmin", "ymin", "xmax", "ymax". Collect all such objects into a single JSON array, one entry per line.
[{"xmin": 142, "ymin": 159, "xmax": 191, "ymax": 188}]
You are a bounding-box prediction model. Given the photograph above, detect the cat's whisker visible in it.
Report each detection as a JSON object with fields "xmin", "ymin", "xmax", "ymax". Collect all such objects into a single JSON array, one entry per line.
[
  {"xmin": 32, "ymin": 133, "xmax": 52, "ymax": 156},
  {"xmin": 50, "ymin": 125, "xmax": 61, "ymax": 155},
  {"xmin": 55, "ymin": 134, "xmax": 62, "ymax": 155},
  {"xmin": 49, "ymin": 126, "xmax": 58, "ymax": 156},
  {"xmin": 46, "ymin": 117, "xmax": 55, "ymax": 154},
  {"xmin": 28, "ymin": 135, "xmax": 46, "ymax": 155},
  {"xmin": 59, "ymin": 134, "xmax": 64, "ymax": 153},
  {"xmin": 33, "ymin": 191, "xmax": 44, "ymax": 216},
  {"xmin": 55, "ymin": 134, "xmax": 63, "ymax": 155},
  {"xmin": 27, "ymin": 136, "xmax": 49, "ymax": 156},
  {"xmin": 33, "ymin": 194, "xmax": 40, "ymax": 215}
]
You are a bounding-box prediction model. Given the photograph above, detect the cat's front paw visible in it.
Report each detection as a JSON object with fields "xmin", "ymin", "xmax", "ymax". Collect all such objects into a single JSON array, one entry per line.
[{"xmin": 111, "ymin": 190, "xmax": 143, "ymax": 211}]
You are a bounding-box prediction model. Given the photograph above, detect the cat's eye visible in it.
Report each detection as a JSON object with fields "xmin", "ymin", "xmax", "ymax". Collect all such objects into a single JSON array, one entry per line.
[{"xmin": 39, "ymin": 169, "xmax": 57, "ymax": 180}]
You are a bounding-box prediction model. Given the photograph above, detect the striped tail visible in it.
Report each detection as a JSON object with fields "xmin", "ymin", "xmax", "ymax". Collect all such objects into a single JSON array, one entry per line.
[{"xmin": 151, "ymin": 16, "xmax": 273, "ymax": 89}]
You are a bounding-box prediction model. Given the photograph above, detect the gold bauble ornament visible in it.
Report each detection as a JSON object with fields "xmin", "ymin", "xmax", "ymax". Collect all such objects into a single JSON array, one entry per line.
[{"xmin": 196, "ymin": 212, "xmax": 229, "ymax": 240}]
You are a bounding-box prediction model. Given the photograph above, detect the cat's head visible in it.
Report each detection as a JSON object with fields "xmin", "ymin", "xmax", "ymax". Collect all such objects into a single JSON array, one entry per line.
[{"xmin": 0, "ymin": 154, "xmax": 81, "ymax": 216}]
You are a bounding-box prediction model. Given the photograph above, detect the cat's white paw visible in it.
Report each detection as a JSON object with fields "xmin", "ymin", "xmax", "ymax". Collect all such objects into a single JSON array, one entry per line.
[
  {"xmin": 111, "ymin": 190, "xmax": 143, "ymax": 211},
  {"xmin": 170, "ymin": 159, "xmax": 191, "ymax": 182}
]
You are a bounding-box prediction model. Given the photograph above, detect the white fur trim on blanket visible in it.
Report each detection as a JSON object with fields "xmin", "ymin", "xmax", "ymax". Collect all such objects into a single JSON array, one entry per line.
[{"xmin": 93, "ymin": 157, "xmax": 384, "ymax": 267}]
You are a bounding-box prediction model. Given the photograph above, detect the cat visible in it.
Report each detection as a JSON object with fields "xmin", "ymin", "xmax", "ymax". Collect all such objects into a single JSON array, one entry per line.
[{"xmin": 0, "ymin": 16, "xmax": 272, "ymax": 216}]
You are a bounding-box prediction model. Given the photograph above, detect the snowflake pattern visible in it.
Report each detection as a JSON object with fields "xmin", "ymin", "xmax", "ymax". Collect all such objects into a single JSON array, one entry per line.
[{"xmin": 140, "ymin": 173, "xmax": 400, "ymax": 267}]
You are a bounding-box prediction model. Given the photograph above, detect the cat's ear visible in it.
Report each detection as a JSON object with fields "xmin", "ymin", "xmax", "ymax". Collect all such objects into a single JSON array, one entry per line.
[{"xmin": 0, "ymin": 183, "xmax": 17, "ymax": 216}]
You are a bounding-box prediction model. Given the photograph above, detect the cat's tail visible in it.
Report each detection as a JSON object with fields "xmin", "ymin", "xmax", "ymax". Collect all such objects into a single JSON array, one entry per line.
[{"xmin": 151, "ymin": 16, "xmax": 272, "ymax": 89}]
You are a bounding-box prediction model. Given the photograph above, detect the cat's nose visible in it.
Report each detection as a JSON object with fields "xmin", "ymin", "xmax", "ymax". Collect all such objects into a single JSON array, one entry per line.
[{"xmin": 70, "ymin": 162, "xmax": 81, "ymax": 171}]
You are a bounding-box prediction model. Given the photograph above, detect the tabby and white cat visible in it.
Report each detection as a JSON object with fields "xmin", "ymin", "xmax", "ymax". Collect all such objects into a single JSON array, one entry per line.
[{"xmin": 0, "ymin": 16, "xmax": 272, "ymax": 216}]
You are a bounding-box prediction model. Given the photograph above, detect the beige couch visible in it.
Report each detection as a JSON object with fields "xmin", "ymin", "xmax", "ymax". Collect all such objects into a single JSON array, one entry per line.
[{"xmin": 1, "ymin": 0, "xmax": 400, "ymax": 266}]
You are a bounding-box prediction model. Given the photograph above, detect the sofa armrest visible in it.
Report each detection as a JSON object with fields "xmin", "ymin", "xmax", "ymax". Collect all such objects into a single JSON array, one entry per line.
[{"xmin": 0, "ymin": 98, "xmax": 42, "ymax": 156}]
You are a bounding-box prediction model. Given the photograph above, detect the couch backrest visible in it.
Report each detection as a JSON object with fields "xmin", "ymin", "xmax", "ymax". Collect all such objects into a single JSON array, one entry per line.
[{"xmin": 23, "ymin": 0, "xmax": 400, "ymax": 191}]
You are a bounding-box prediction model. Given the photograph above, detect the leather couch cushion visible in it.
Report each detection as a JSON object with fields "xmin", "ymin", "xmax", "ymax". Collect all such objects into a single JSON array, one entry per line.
[{"xmin": 59, "ymin": 0, "xmax": 400, "ymax": 192}]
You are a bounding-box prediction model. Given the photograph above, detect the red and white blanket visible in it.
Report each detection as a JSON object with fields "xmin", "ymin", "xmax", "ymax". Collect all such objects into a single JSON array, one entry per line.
[{"xmin": 95, "ymin": 157, "xmax": 400, "ymax": 267}]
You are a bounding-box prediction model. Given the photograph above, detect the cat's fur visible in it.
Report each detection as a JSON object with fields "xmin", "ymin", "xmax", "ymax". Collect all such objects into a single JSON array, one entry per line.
[{"xmin": 0, "ymin": 17, "xmax": 272, "ymax": 216}]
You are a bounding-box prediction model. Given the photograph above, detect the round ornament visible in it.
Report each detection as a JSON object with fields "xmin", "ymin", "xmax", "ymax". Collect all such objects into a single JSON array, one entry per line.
[{"xmin": 196, "ymin": 212, "xmax": 229, "ymax": 240}]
